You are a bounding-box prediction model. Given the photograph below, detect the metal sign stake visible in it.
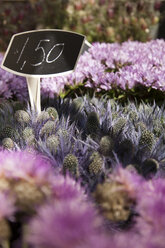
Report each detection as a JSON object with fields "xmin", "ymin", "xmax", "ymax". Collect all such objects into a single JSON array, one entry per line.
[{"xmin": 26, "ymin": 77, "xmax": 41, "ymax": 113}]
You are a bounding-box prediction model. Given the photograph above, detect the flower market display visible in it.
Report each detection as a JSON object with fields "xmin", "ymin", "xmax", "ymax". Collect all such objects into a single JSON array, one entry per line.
[
  {"xmin": 1, "ymin": 1, "xmax": 165, "ymax": 247},
  {"xmin": 1, "ymin": 39, "xmax": 165, "ymax": 103},
  {"xmin": 0, "ymin": 91, "xmax": 165, "ymax": 247}
]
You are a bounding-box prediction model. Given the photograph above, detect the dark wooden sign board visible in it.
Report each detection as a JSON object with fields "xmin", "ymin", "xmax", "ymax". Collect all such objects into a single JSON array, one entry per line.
[
  {"xmin": 1, "ymin": 29, "xmax": 87, "ymax": 77},
  {"xmin": 1, "ymin": 29, "xmax": 91, "ymax": 113}
]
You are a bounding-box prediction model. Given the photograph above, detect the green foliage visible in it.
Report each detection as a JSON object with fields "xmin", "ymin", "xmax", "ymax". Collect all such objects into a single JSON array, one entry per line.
[
  {"xmin": 36, "ymin": 0, "xmax": 69, "ymax": 30},
  {"xmin": 62, "ymin": 83, "xmax": 165, "ymax": 106},
  {"xmin": 0, "ymin": 1, "xmax": 37, "ymax": 51}
]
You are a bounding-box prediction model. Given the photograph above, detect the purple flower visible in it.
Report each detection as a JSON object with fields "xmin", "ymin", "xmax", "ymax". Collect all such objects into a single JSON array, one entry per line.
[
  {"xmin": 9, "ymin": 75, "xmax": 28, "ymax": 101},
  {"xmin": 109, "ymin": 166, "xmax": 143, "ymax": 199},
  {"xmin": 131, "ymin": 178, "xmax": 165, "ymax": 247},
  {"xmin": 111, "ymin": 232, "xmax": 143, "ymax": 248},
  {"xmin": 41, "ymin": 76, "xmax": 68, "ymax": 98},
  {"xmin": 136, "ymin": 178, "xmax": 165, "ymax": 232},
  {"xmin": 2, "ymin": 39, "xmax": 165, "ymax": 100},
  {"xmin": 65, "ymin": 39, "xmax": 165, "ymax": 94},
  {"xmin": 27, "ymin": 198, "xmax": 102, "ymax": 248},
  {"xmin": 52, "ymin": 174, "xmax": 86, "ymax": 202},
  {"xmin": 0, "ymin": 150, "xmax": 53, "ymax": 184}
]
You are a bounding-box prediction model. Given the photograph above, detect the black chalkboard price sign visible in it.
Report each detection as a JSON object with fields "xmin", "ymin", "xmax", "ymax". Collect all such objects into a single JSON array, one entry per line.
[{"xmin": 1, "ymin": 29, "xmax": 86, "ymax": 77}]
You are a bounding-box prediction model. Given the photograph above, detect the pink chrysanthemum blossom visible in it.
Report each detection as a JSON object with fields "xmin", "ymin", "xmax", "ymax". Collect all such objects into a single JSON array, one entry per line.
[
  {"xmin": 0, "ymin": 150, "xmax": 53, "ymax": 184},
  {"xmin": 0, "ymin": 151, "xmax": 55, "ymax": 213},
  {"xmin": 136, "ymin": 178, "xmax": 165, "ymax": 233},
  {"xmin": 109, "ymin": 166, "xmax": 143, "ymax": 199},
  {"xmin": 27, "ymin": 198, "xmax": 102, "ymax": 248},
  {"xmin": 93, "ymin": 166, "xmax": 143, "ymax": 222},
  {"xmin": 52, "ymin": 174, "xmax": 86, "ymax": 202}
]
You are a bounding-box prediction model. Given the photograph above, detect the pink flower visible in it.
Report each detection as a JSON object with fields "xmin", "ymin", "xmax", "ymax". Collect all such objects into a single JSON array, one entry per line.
[{"xmin": 0, "ymin": 150, "xmax": 53, "ymax": 185}]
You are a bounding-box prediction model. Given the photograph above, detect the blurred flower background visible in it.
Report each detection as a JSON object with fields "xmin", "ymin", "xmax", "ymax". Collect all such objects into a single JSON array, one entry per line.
[{"xmin": 0, "ymin": 0, "xmax": 163, "ymax": 51}]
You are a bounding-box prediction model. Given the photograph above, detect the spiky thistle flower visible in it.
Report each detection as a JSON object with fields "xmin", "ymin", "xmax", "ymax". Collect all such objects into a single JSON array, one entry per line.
[
  {"xmin": 88, "ymin": 152, "xmax": 104, "ymax": 175},
  {"xmin": 46, "ymin": 135, "xmax": 59, "ymax": 154},
  {"xmin": 14, "ymin": 110, "xmax": 30, "ymax": 126},
  {"xmin": 86, "ymin": 111, "xmax": 100, "ymax": 138},
  {"xmin": 69, "ymin": 97, "xmax": 83, "ymax": 116},
  {"xmin": 141, "ymin": 158, "xmax": 159, "ymax": 178},
  {"xmin": 6, "ymin": 96, "xmax": 165, "ymax": 192},
  {"xmin": 22, "ymin": 127, "xmax": 35, "ymax": 146},
  {"xmin": 56, "ymin": 128, "xmax": 69, "ymax": 141},
  {"xmin": 134, "ymin": 121, "xmax": 146, "ymax": 132},
  {"xmin": 99, "ymin": 136, "xmax": 113, "ymax": 156},
  {"xmin": 129, "ymin": 110, "xmax": 138, "ymax": 122},
  {"xmin": 39, "ymin": 120, "xmax": 56, "ymax": 138},
  {"xmin": 117, "ymin": 139, "xmax": 135, "ymax": 163},
  {"xmin": 139, "ymin": 129, "xmax": 155, "ymax": 152},
  {"xmin": 37, "ymin": 117, "xmax": 79, "ymax": 169},
  {"xmin": 63, "ymin": 153, "xmax": 79, "ymax": 178},
  {"xmin": 0, "ymin": 126, "xmax": 15, "ymax": 139},
  {"xmin": 112, "ymin": 117, "xmax": 127, "ymax": 136},
  {"xmin": 22, "ymin": 127, "xmax": 34, "ymax": 138},
  {"xmin": 46, "ymin": 107, "xmax": 59, "ymax": 121},
  {"xmin": 152, "ymin": 120, "xmax": 162, "ymax": 137},
  {"xmin": 36, "ymin": 111, "xmax": 50, "ymax": 124},
  {"xmin": 2, "ymin": 138, "xmax": 14, "ymax": 150}
]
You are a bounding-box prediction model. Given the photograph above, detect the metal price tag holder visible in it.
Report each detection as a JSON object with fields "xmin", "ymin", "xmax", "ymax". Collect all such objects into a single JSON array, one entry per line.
[{"xmin": 1, "ymin": 29, "xmax": 91, "ymax": 114}]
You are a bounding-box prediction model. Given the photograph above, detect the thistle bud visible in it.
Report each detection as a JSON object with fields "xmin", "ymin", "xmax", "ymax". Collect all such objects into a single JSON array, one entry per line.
[
  {"xmin": 63, "ymin": 154, "xmax": 79, "ymax": 178},
  {"xmin": 2, "ymin": 138, "xmax": 14, "ymax": 150},
  {"xmin": 14, "ymin": 110, "xmax": 30, "ymax": 126}
]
